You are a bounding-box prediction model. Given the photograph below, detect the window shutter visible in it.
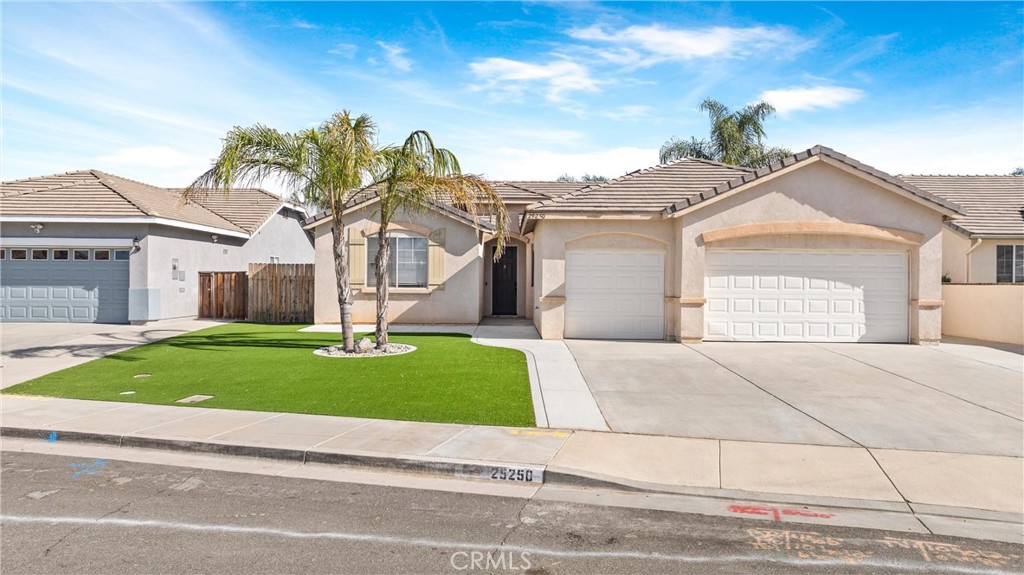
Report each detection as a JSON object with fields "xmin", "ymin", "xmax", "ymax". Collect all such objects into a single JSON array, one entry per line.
[
  {"xmin": 427, "ymin": 228, "xmax": 446, "ymax": 288},
  {"xmin": 349, "ymin": 227, "xmax": 366, "ymax": 287}
]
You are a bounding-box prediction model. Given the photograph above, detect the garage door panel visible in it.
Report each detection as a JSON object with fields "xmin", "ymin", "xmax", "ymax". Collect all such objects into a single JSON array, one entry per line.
[
  {"xmin": 1, "ymin": 252, "xmax": 128, "ymax": 323},
  {"xmin": 705, "ymin": 249, "xmax": 908, "ymax": 343},
  {"xmin": 565, "ymin": 250, "xmax": 664, "ymax": 340}
]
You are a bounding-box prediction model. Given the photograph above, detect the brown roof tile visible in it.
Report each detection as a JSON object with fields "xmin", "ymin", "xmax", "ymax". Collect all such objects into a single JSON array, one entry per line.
[
  {"xmin": 528, "ymin": 158, "xmax": 749, "ymax": 214},
  {"xmin": 0, "ymin": 170, "xmax": 293, "ymax": 236},
  {"xmin": 897, "ymin": 175, "xmax": 1024, "ymax": 237}
]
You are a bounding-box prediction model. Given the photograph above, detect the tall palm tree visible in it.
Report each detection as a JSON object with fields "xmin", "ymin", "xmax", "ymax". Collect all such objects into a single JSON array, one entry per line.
[
  {"xmin": 183, "ymin": 111, "xmax": 377, "ymax": 352},
  {"xmin": 659, "ymin": 98, "xmax": 791, "ymax": 168},
  {"xmin": 370, "ymin": 131, "xmax": 509, "ymax": 349}
]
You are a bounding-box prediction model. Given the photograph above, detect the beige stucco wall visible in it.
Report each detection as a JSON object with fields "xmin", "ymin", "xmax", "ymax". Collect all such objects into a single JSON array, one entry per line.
[
  {"xmin": 941, "ymin": 227, "xmax": 971, "ymax": 283},
  {"xmin": 942, "ymin": 284, "xmax": 1024, "ymax": 345},
  {"xmin": 530, "ymin": 159, "xmax": 949, "ymax": 344},
  {"xmin": 530, "ymin": 218, "xmax": 677, "ymax": 339},
  {"xmin": 678, "ymin": 160, "xmax": 945, "ymax": 344},
  {"xmin": 312, "ymin": 205, "xmax": 484, "ymax": 325},
  {"xmin": 940, "ymin": 232, "xmax": 1024, "ymax": 284}
]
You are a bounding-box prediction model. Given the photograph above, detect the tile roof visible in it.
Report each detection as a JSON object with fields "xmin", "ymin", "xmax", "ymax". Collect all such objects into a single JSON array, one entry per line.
[
  {"xmin": 664, "ymin": 146, "xmax": 962, "ymax": 215},
  {"xmin": 1, "ymin": 170, "xmax": 288, "ymax": 236},
  {"xmin": 301, "ymin": 180, "xmax": 572, "ymax": 230},
  {"xmin": 167, "ymin": 187, "xmax": 289, "ymax": 234},
  {"xmin": 896, "ymin": 175, "xmax": 1024, "ymax": 237},
  {"xmin": 500, "ymin": 181, "xmax": 585, "ymax": 201},
  {"xmin": 528, "ymin": 158, "xmax": 750, "ymax": 214}
]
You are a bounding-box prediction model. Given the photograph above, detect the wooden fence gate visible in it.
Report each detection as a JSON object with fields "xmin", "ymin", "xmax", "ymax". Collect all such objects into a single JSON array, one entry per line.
[
  {"xmin": 198, "ymin": 272, "xmax": 248, "ymax": 319},
  {"xmin": 247, "ymin": 263, "xmax": 314, "ymax": 323}
]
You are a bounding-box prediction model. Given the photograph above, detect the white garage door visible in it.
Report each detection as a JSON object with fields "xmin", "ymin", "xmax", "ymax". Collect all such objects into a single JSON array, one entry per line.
[
  {"xmin": 565, "ymin": 251, "xmax": 664, "ymax": 339},
  {"xmin": 705, "ymin": 250, "xmax": 908, "ymax": 343}
]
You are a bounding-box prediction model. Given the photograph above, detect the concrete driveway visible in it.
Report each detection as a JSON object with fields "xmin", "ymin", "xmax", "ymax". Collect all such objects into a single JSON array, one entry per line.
[
  {"xmin": 567, "ymin": 339, "xmax": 1024, "ymax": 457},
  {"xmin": 1, "ymin": 320, "xmax": 225, "ymax": 389}
]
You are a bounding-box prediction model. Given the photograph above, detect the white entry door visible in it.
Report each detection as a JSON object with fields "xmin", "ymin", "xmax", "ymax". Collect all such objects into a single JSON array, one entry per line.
[
  {"xmin": 704, "ymin": 250, "xmax": 908, "ymax": 342},
  {"xmin": 565, "ymin": 251, "xmax": 664, "ymax": 339}
]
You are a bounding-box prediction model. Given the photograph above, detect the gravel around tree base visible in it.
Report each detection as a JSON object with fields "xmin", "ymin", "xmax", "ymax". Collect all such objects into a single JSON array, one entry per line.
[{"xmin": 313, "ymin": 344, "xmax": 417, "ymax": 358}]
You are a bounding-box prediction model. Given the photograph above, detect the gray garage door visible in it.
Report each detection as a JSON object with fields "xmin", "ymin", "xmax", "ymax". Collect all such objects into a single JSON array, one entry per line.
[{"xmin": 1, "ymin": 248, "xmax": 130, "ymax": 323}]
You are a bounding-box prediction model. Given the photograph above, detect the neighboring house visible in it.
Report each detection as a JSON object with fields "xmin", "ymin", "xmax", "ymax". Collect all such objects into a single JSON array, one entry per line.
[
  {"xmin": 0, "ymin": 170, "xmax": 313, "ymax": 324},
  {"xmin": 306, "ymin": 145, "xmax": 963, "ymax": 345},
  {"xmin": 896, "ymin": 175, "xmax": 1024, "ymax": 284}
]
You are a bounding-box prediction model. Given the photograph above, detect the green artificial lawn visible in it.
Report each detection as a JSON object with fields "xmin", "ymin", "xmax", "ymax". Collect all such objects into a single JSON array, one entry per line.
[{"xmin": 3, "ymin": 323, "xmax": 535, "ymax": 427}]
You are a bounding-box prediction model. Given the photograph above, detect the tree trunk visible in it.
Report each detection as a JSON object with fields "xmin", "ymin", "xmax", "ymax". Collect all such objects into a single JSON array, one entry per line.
[
  {"xmin": 331, "ymin": 215, "xmax": 355, "ymax": 351},
  {"xmin": 374, "ymin": 226, "xmax": 390, "ymax": 349}
]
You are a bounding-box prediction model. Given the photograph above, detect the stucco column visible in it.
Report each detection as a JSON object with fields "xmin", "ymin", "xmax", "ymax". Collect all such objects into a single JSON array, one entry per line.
[
  {"xmin": 679, "ymin": 235, "xmax": 706, "ymax": 343},
  {"xmin": 911, "ymin": 235, "xmax": 943, "ymax": 344}
]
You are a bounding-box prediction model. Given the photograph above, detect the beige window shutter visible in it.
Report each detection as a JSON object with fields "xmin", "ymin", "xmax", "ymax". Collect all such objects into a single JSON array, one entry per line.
[
  {"xmin": 427, "ymin": 228, "xmax": 446, "ymax": 288},
  {"xmin": 348, "ymin": 227, "xmax": 366, "ymax": 287}
]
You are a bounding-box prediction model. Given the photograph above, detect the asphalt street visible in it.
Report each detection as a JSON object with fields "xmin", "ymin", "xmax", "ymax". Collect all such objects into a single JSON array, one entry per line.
[{"xmin": 1, "ymin": 450, "xmax": 1021, "ymax": 575}]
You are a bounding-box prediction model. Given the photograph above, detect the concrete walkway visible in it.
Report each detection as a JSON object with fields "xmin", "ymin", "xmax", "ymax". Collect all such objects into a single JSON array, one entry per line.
[
  {"xmin": 2, "ymin": 394, "xmax": 1021, "ymax": 543},
  {"xmin": 299, "ymin": 320, "xmax": 610, "ymax": 431},
  {"xmin": 1, "ymin": 319, "xmax": 227, "ymax": 389}
]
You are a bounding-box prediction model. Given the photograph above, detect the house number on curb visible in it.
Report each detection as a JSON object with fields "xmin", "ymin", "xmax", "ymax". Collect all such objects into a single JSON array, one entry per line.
[{"xmin": 463, "ymin": 466, "xmax": 544, "ymax": 484}]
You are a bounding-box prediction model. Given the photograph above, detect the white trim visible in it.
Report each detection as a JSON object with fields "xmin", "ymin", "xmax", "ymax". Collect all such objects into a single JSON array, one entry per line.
[
  {"xmin": 0, "ymin": 237, "xmax": 135, "ymax": 247},
  {"xmin": 0, "ymin": 216, "xmax": 249, "ymax": 239}
]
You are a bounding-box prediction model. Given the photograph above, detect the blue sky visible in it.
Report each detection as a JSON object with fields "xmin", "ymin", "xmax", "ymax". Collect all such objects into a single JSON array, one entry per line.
[{"xmin": 3, "ymin": 1, "xmax": 1022, "ymax": 191}]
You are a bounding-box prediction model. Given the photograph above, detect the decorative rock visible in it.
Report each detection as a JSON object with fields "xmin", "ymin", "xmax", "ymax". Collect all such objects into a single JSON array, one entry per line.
[
  {"xmin": 314, "ymin": 343, "xmax": 416, "ymax": 358},
  {"xmin": 353, "ymin": 338, "xmax": 374, "ymax": 353}
]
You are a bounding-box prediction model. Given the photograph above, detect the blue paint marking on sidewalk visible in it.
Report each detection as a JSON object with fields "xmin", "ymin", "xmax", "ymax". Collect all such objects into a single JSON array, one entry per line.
[
  {"xmin": 69, "ymin": 459, "xmax": 107, "ymax": 478},
  {"xmin": 47, "ymin": 431, "xmax": 58, "ymax": 443}
]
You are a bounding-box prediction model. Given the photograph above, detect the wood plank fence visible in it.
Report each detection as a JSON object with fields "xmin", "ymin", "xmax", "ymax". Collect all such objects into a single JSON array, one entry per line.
[
  {"xmin": 247, "ymin": 263, "xmax": 315, "ymax": 324},
  {"xmin": 198, "ymin": 272, "xmax": 248, "ymax": 320}
]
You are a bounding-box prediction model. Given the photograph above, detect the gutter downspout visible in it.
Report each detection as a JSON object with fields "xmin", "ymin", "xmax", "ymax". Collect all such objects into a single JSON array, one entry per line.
[{"xmin": 965, "ymin": 238, "xmax": 983, "ymax": 283}]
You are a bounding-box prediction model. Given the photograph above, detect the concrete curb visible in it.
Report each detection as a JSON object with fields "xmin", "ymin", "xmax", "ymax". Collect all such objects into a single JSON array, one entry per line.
[
  {"xmin": 0, "ymin": 426, "xmax": 544, "ymax": 485},
  {"xmin": 8, "ymin": 424, "xmax": 1020, "ymax": 529}
]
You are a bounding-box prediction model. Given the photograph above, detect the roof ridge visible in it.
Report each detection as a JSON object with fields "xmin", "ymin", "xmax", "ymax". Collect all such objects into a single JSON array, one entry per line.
[
  {"xmin": 88, "ymin": 169, "xmax": 158, "ymax": 216},
  {"xmin": 500, "ymin": 181, "xmax": 560, "ymax": 198},
  {"xmin": 0, "ymin": 169, "xmax": 98, "ymax": 197},
  {"xmin": 898, "ymin": 173, "xmax": 1023, "ymax": 178}
]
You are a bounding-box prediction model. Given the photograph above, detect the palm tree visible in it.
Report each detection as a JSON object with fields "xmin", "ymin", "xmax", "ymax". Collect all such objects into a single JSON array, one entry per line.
[
  {"xmin": 370, "ymin": 131, "xmax": 509, "ymax": 349},
  {"xmin": 659, "ymin": 99, "xmax": 791, "ymax": 168},
  {"xmin": 184, "ymin": 111, "xmax": 377, "ymax": 352}
]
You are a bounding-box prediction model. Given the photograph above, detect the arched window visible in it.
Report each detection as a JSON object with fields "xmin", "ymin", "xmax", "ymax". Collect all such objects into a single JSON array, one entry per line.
[{"xmin": 367, "ymin": 232, "xmax": 428, "ymax": 288}]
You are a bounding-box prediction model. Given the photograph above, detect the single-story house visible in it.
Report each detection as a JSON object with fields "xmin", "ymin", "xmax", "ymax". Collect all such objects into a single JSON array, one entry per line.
[
  {"xmin": 0, "ymin": 170, "xmax": 313, "ymax": 324},
  {"xmin": 305, "ymin": 146, "xmax": 964, "ymax": 344},
  {"xmin": 896, "ymin": 175, "xmax": 1024, "ymax": 284}
]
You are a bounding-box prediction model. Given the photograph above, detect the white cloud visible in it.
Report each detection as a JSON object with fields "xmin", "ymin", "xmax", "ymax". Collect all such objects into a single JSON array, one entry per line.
[
  {"xmin": 801, "ymin": 107, "xmax": 1024, "ymax": 175},
  {"xmin": 98, "ymin": 146, "xmax": 207, "ymax": 169},
  {"xmin": 458, "ymin": 146, "xmax": 657, "ymax": 181},
  {"xmin": 291, "ymin": 19, "xmax": 317, "ymax": 30},
  {"xmin": 601, "ymin": 105, "xmax": 652, "ymax": 121},
  {"xmin": 568, "ymin": 24, "xmax": 810, "ymax": 67},
  {"xmin": 759, "ymin": 86, "xmax": 865, "ymax": 116},
  {"xmin": 468, "ymin": 57, "xmax": 599, "ymax": 105},
  {"xmin": 328, "ymin": 43, "xmax": 358, "ymax": 57},
  {"xmin": 376, "ymin": 41, "xmax": 412, "ymax": 72}
]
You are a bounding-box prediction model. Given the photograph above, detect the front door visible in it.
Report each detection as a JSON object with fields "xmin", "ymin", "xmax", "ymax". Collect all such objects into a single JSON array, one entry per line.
[{"xmin": 491, "ymin": 246, "xmax": 517, "ymax": 315}]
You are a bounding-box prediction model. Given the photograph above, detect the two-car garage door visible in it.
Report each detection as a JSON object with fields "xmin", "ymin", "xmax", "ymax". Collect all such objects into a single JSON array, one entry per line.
[
  {"xmin": 705, "ymin": 250, "xmax": 908, "ymax": 342},
  {"xmin": 1, "ymin": 247, "xmax": 130, "ymax": 323}
]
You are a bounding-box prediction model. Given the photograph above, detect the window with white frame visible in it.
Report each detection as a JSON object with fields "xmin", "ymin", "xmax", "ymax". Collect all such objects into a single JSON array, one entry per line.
[
  {"xmin": 996, "ymin": 245, "xmax": 1024, "ymax": 283},
  {"xmin": 367, "ymin": 234, "xmax": 428, "ymax": 288}
]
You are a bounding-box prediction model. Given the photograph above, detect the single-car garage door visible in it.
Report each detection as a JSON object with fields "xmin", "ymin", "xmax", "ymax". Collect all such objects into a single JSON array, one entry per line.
[
  {"xmin": 1, "ymin": 247, "xmax": 130, "ymax": 323},
  {"xmin": 705, "ymin": 250, "xmax": 908, "ymax": 343},
  {"xmin": 565, "ymin": 250, "xmax": 664, "ymax": 339}
]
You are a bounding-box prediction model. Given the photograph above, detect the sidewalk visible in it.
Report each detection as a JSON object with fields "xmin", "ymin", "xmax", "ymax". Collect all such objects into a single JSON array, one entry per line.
[{"xmin": 2, "ymin": 394, "xmax": 1021, "ymax": 544}]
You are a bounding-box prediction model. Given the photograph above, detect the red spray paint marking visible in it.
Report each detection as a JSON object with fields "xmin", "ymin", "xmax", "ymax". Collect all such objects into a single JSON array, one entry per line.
[{"xmin": 728, "ymin": 505, "xmax": 834, "ymax": 521}]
